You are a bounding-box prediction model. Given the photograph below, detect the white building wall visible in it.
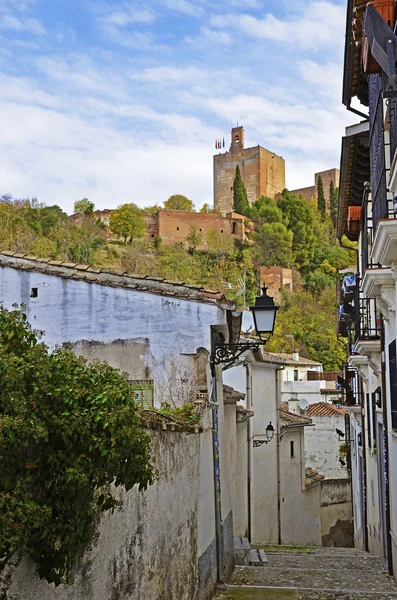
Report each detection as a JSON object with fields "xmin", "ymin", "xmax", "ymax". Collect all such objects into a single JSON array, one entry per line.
[
  {"xmin": 280, "ymin": 428, "xmax": 322, "ymax": 546},
  {"xmin": 0, "ymin": 266, "xmax": 225, "ymax": 406},
  {"xmin": 305, "ymin": 414, "xmax": 348, "ymax": 479}
]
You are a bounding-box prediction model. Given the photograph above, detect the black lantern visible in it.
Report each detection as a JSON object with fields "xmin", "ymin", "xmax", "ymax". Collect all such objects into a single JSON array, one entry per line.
[
  {"xmin": 253, "ymin": 422, "xmax": 275, "ymax": 448},
  {"xmin": 250, "ymin": 287, "xmax": 279, "ymax": 340},
  {"xmin": 266, "ymin": 421, "xmax": 275, "ymax": 442},
  {"xmin": 375, "ymin": 387, "xmax": 382, "ymax": 409}
]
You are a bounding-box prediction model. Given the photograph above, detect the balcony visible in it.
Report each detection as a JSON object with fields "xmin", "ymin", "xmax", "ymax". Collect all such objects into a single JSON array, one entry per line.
[{"xmin": 371, "ymin": 217, "xmax": 397, "ymax": 265}]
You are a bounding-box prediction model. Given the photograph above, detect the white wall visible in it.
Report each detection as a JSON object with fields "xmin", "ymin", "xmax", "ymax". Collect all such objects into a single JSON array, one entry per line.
[
  {"xmin": 0, "ymin": 266, "xmax": 225, "ymax": 406},
  {"xmin": 305, "ymin": 415, "xmax": 348, "ymax": 479},
  {"xmin": 280, "ymin": 428, "xmax": 322, "ymax": 546},
  {"xmin": 7, "ymin": 430, "xmax": 203, "ymax": 600}
]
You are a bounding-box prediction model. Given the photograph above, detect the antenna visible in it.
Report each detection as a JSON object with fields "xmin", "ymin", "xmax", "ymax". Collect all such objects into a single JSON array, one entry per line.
[{"xmin": 298, "ymin": 398, "xmax": 309, "ymax": 411}]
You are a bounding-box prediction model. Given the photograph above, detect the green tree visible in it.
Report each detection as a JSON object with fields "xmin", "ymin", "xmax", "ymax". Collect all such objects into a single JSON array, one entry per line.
[
  {"xmin": 164, "ymin": 195, "xmax": 194, "ymax": 211},
  {"xmin": 278, "ymin": 190, "xmax": 315, "ymax": 268},
  {"xmin": 233, "ymin": 166, "xmax": 249, "ymax": 215},
  {"xmin": 329, "ymin": 180, "xmax": 338, "ymax": 228},
  {"xmin": 317, "ymin": 176, "xmax": 326, "ymax": 218},
  {"xmin": 185, "ymin": 223, "xmax": 203, "ymax": 254},
  {"xmin": 74, "ymin": 198, "xmax": 95, "ymax": 215},
  {"xmin": 109, "ymin": 203, "xmax": 146, "ymax": 243},
  {"xmin": 0, "ymin": 307, "xmax": 153, "ymax": 586},
  {"xmin": 254, "ymin": 222, "xmax": 294, "ymax": 267},
  {"xmin": 245, "ymin": 195, "xmax": 283, "ymax": 228},
  {"xmin": 266, "ymin": 288, "xmax": 347, "ymax": 370}
]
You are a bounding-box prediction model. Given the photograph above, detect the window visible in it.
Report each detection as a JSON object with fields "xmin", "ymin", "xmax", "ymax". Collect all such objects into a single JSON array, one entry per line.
[
  {"xmin": 151, "ymin": 234, "xmax": 155, "ymax": 238},
  {"xmin": 30, "ymin": 288, "xmax": 38, "ymax": 298},
  {"xmin": 294, "ymin": 369, "xmax": 299, "ymax": 381},
  {"xmin": 199, "ymin": 228, "xmax": 202, "ymax": 232},
  {"xmin": 127, "ymin": 379, "xmax": 154, "ymax": 410},
  {"xmin": 176, "ymin": 227, "xmax": 179, "ymax": 231},
  {"xmin": 390, "ymin": 340, "xmax": 397, "ymax": 430},
  {"xmin": 232, "ymin": 222, "xmax": 237, "ymax": 234},
  {"xmin": 221, "ymin": 229, "xmax": 223, "ymax": 233},
  {"xmin": 290, "ymin": 440, "xmax": 295, "ymax": 458}
]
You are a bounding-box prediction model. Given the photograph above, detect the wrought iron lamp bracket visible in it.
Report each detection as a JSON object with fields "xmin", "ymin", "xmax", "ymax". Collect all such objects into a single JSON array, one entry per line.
[
  {"xmin": 253, "ymin": 439, "xmax": 270, "ymax": 448},
  {"xmin": 211, "ymin": 337, "xmax": 260, "ymax": 373}
]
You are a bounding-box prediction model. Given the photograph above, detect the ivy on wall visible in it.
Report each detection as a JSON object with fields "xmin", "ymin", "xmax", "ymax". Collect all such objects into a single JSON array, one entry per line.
[{"xmin": 0, "ymin": 307, "xmax": 154, "ymax": 586}]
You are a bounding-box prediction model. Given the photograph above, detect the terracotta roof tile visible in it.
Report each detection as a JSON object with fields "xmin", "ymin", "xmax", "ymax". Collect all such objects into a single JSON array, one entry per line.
[
  {"xmin": 307, "ymin": 403, "xmax": 347, "ymax": 417},
  {"xmin": 279, "ymin": 409, "xmax": 312, "ymax": 427},
  {"xmin": 305, "ymin": 467, "xmax": 325, "ymax": 487},
  {"xmin": 0, "ymin": 252, "xmax": 233, "ymax": 307},
  {"xmin": 268, "ymin": 352, "xmax": 322, "ymax": 366}
]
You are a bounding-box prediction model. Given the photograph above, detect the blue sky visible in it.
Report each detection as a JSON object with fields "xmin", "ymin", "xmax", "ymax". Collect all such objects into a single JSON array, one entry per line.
[{"xmin": 0, "ymin": 0, "xmax": 351, "ymax": 213}]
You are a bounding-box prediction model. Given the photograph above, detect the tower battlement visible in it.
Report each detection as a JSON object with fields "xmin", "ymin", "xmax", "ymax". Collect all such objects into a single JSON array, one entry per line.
[{"xmin": 213, "ymin": 126, "xmax": 285, "ymax": 215}]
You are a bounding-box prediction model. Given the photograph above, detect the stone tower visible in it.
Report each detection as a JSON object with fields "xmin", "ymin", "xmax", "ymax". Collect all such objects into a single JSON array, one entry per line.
[{"xmin": 213, "ymin": 126, "xmax": 286, "ymax": 215}]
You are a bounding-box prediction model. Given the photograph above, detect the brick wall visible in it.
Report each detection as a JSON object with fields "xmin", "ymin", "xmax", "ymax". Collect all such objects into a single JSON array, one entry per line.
[
  {"xmin": 260, "ymin": 266, "xmax": 293, "ymax": 303},
  {"xmin": 289, "ymin": 186, "xmax": 316, "ymax": 200},
  {"xmin": 144, "ymin": 210, "xmax": 245, "ymax": 249},
  {"xmin": 213, "ymin": 146, "xmax": 285, "ymax": 215},
  {"xmin": 315, "ymin": 168, "xmax": 340, "ymax": 206}
]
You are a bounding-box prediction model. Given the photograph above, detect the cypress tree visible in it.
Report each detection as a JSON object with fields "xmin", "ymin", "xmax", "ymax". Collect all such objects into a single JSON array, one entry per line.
[
  {"xmin": 233, "ymin": 165, "xmax": 249, "ymax": 215},
  {"xmin": 317, "ymin": 176, "xmax": 326, "ymax": 218},
  {"xmin": 329, "ymin": 180, "xmax": 338, "ymax": 228}
]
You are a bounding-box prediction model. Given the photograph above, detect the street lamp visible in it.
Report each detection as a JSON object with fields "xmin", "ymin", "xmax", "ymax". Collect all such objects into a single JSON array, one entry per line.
[
  {"xmin": 250, "ymin": 287, "xmax": 279, "ymax": 341},
  {"xmin": 253, "ymin": 422, "xmax": 275, "ymax": 448},
  {"xmin": 210, "ymin": 287, "xmax": 278, "ymax": 372}
]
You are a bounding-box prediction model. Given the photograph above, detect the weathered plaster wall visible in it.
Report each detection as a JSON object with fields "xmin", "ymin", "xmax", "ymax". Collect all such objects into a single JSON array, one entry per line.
[
  {"xmin": 215, "ymin": 374, "xmax": 234, "ymax": 579},
  {"xmin": 8, "ymin": 430, "xmax": 202, "ymax": 600},
  {"xmin": 305, "ymin": 414, "xmax": 348, "ymax": 479},
  {"xmin": 0, "ymin": 266, "xmax": 225, "ymax": 406},
  {"xmin": 197, "ymin": 418, "xmax": 217, "ymax": 600},
  {"xmin": 321, "ymin": 478, "xmax": 353, "ymax": 547},
  {"xmin": 224, "ymin": 402, "xmax": 249, "ymax": 538},
  {"xmin": 249, "ymin": 362, "xmax": 280, "ymax": 545},
  {"xmin": 280, "ymin": 429, "xmax": 322, "ymax": 546}
]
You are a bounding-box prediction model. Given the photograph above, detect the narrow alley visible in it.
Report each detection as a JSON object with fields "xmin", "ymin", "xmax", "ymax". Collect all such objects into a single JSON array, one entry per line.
[{"xmin": 214, "ymin": 546, "xmax": 397, "ymax": 600}]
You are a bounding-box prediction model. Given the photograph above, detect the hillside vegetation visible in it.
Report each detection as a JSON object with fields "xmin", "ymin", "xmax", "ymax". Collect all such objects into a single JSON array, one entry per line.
[{"xmin": 0, "ymin": 191, "xmax": 355, "ymax": 370}]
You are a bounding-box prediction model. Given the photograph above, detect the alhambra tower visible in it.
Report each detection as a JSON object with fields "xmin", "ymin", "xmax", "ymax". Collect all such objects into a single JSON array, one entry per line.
[{"xmin": 213, "ymin": 126, "xmax": 286, "ymax": 215}]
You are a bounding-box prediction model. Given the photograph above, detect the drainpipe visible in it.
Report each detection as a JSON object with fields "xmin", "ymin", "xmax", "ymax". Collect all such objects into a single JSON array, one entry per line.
[
  {"xmin": 246, "ymin": 362, "xmax": 252, "ymax": 543},
  {"xmin": 211, "ymin": 370, "xmax": 224, "ymax": 583},
  {"xmin": 381, "ymin": 318, "xmax": 393, "ymax": 575},
  {"xmin": 360, "ymin": 375, "xmax": 369, "ymax": 552},
  {"xmin": 276, "ymin": 364, "xmax": 285, "ymax": 545}
]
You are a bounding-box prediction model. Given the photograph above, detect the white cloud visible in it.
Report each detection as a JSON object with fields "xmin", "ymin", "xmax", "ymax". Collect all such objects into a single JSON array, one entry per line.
[
  {"xmin": 0, "ymin": 13, "xmax": 46, "ymax": 35},
  {"xmin": 210, "ymin": 1, "xmax": 345, "ymax": 50}
]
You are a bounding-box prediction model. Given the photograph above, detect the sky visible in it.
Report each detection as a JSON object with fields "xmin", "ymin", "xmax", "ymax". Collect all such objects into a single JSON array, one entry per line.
[{"xmin": 0, "ymin": 0, "xmax": 353, "ymax": 214}]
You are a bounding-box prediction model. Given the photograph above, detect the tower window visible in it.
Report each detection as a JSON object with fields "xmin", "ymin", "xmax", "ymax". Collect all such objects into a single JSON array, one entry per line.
[
  {"xmin": 199, "ymin": 228, "xmax": 202, "ymax": 232},
  {"xmin": 30, "ymin": 288, "xmax": 38, "ymax": 298},
  {"xmin": 232, "ymin": 222, "xmax": 237, "ymax": 234},
  {"xmin": 290, "ymin": 441, "xmax": 295, "ymax": 458},
  {"xmin": 221, "ymin": 229, "xmax": 224, "ymax": 233},
  {"xmin": 151, "ymin": 234, "xmax": 155, "ymax": 238},
  {"xmin": 177, "ymin": 227, "xmax": 179, "ymax": 231},
  {"xmin": 234, "ymin": 135, "xmax": 240, "ymax": 143}
]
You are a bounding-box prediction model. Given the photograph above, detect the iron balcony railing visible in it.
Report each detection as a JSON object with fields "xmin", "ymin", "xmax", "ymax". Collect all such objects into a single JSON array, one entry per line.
[{"xmin": 369, "ymin": 75, "xmax": 394, "ymax": 234}]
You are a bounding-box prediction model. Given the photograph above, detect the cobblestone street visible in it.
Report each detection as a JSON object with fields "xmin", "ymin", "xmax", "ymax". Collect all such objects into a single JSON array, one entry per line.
[{"xmin": 214, "ymin": 547, "xmax": 397, "ymax": 599}]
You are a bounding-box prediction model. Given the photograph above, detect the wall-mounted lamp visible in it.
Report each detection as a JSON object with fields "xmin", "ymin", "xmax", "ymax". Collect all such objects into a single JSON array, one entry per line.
[
  {"xmin": 336, "ymin": 428, "xmax": 345, "ymax": 441},
  {"xmin": 375, "ymin": 387, "xmax": 382, "ymax": 409},
  {"xmin": 253, "ymin": 422, "xmax": 275, "ymax": 448}
]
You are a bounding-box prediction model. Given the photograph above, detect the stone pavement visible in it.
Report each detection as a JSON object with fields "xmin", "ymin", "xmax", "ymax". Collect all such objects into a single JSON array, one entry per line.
[{"xmin": 213, "ymin": 546, "xmax": 397, "ymax": 599}]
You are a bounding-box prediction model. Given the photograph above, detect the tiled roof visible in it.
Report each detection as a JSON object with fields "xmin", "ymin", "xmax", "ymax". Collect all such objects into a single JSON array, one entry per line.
[
  {"xmin": 0, "ymin": 251, "xmax": 233, "ymax": 307},
  {"xmin": 279, "ymin": 408, "xmax": 312, "ymax": 428},
  {"xmin": 307, "ymin": 403, "xmax": 347, "ymax": 417},
  {"xmin": 305, "ymin": 467, "xmax": 325, "ymax": 487},
  {"xmin": 268, "ymin": 353, "xmax": 322, "ymax": 366}
]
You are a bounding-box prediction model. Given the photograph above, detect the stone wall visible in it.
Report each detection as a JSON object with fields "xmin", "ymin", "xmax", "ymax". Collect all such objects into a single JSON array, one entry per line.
[
  {"xmin": 321, "ymin": 478, "xmax": 353, "ymax": 547},
  {"xmin": 145, "ymin": 209, "xmax": 245, "ymax": 248},
  {"xmin": 259, "ymin": 266, "xmax": 293, "ymax": 303},
  {"xmin": 214, "ymin": 146, "xmax": 285, "ymax": 215},
  {"xmin": 7, "ymin": 430, "xmax": 203, "ymax": 600},
  {"xmin": 304, "ymin": 414, "xmax": 348, "ymax": 480},
  {"xmin": 288, "ymin": 186, "xmax": 316, "ymax": 200},
  {"xmin": 315, "ymin": 168, "xmax": 340, "ymax": 205}
]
